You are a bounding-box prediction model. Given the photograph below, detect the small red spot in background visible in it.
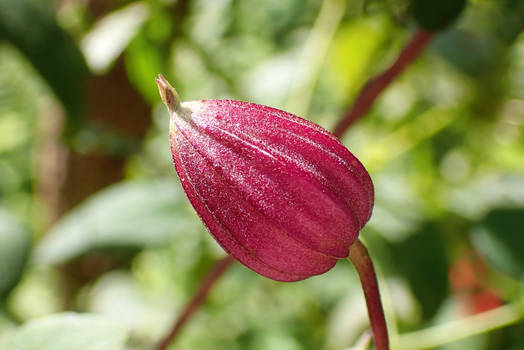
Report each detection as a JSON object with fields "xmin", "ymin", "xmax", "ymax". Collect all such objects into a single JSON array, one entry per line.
[{"xmin": 449, "ymin": 250, "xmax": 503, "ymax": 315}]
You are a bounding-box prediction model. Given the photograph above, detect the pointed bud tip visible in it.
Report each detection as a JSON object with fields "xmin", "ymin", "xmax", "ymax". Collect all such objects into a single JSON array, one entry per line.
[{"xmin": 155, "ymin": 74, "xmax": 182, "ymax": 113}]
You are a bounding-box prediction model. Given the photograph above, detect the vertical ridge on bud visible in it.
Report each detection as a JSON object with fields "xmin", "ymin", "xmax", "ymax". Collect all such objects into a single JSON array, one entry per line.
[
  {"xmin": 170, "ymin": 131, "xmax": 334, "ymax": 281},
  {"xmin": 157, "ymin": 75, "xmax": 374, "ymax": 282}
]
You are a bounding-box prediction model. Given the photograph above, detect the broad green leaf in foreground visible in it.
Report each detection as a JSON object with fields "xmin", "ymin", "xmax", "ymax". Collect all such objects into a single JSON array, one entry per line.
[
  {"xmin": 33, "ymin": 181, "xmax": 199, "ymax": 265},
  {"xmin": 0, "ymin": 313, "xmax": 126, "ymax": 350}
]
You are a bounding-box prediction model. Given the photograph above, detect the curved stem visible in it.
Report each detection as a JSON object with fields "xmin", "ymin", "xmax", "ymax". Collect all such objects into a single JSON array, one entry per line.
[
  {"xmin": 155, "ymin": 256, "xmax": 234, "ymax": 350},
  {"xmin": 333, "ymin": 29, "xmax": 434, "ymax": 138},
  {"xmin": 396, "ymin": 299, "xmax": 524, "ymax": 350},
  {"xmin": 348, "ymin": 239, "xmax": 389, "ymax": 350}
]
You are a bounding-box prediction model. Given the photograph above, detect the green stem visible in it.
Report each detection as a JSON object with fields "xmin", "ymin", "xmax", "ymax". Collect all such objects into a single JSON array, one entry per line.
[
  {"xmin": 348, "ymin": 239, "xmax": 389, "ymax": 350},
  {"xmin": 285, "ymin": 0, "xmax": 346, "ymax": 116},
  {"xmin": 395, "ymin": 299, "xmax": 524, "ymax": 350}
]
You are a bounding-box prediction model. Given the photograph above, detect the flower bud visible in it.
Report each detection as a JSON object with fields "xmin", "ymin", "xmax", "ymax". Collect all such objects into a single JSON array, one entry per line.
[{"xmin": 156, "ymin": 75, "xmax": 374, "ymax": 281}]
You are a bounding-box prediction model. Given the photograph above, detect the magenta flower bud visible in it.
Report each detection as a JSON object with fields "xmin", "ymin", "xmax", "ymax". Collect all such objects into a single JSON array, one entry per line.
[{"xmin": 156, "ymin": 75, "xmax": 374, "ymax": 282}]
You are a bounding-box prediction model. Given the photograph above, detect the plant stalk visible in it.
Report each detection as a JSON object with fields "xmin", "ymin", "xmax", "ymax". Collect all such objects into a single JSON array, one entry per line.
[
  {"xmin": 348, "ymin": 239, "xmax": 389, "ymax": 350},
  {"xmin": 333, "ymin": 29, "xmax": 434, "ymax": 137},
  {"xmin": 285, "ymin": 0, "xmax": 346, "ymax": 117},
  {"xmin": 396, "ymin": 299, "xmax": 524, "ymax": 350}
]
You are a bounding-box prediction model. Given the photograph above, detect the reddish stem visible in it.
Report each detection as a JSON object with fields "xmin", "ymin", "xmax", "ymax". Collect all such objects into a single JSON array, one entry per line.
[
  {"xmin": 155, "ymin": 256, "xmax": 234, "ymax": 350},
  {"xmin": 348, "ymin": 239, "xmax": 389, "ymax": 350},
  {"xmin": 333, "ymin": 29, "xmax": 434, "ymax": 138}
]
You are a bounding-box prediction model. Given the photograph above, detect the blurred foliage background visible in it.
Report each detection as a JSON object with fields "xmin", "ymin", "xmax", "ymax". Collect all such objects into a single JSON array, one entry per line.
[{"xmin": 0, "ymin": 0, "xmax": 524, "ymax": 349}]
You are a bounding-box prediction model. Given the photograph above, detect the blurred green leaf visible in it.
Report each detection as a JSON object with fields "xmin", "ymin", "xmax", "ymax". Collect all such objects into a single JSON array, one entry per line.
[
  {"xmin": 392, "ymin": 222, "xmax": 450, "ymax": 320},
  {"xmin": 81, "ymin": 2, "xmax": 149, "ymax": 74},
  {"xmin": 433, "ymin": 29, "xmax": 498, "ymax": 77},
  {"xmin": 33, "ymin": 181, "xmax": 198, "ymax": 265},
  {"xmin": 7, "ymin": 268, "xmax": 63, "ymax": 320},
  {"xmin": 0, "ymin": 209, "xmax": 31, "ymax": 299},
  {"xmin": 0, "ymin": 0, "xmax": 87, "ymax": 122},
  {"xmin": 448, "ymin": 175, "xmax": 524, "ymax": 220},
  {"xmin": 0, "ymin": 313, "xmax": 127, "ymax": 350},
  {"xmin": 472, "ymin": 208, "xmax": 524, "ymax": 280},
  {"xmin": 330, "ymin": 16, "xmax": 390, "ymax": 95},
  {"xmin": 0, "ymin": 114, "xmax": 30, "ymax": 154},
  {"xmin": 411, "ymin": 0, "xmax": 467, "ymax": 31},
  {"xmin": 492, "ymin": 0, "xmax": 524, "ymax": 44},
  {"xmin": 0, "ymin": 45, "xmax": 39, "ymax": 151},
  {"xmin": 125, "ymin": 33, "xmax": 165, "ymax": 105},
  {"xmin": 84, "ymin": 271, "xmax": 172, "ymax": 342}
]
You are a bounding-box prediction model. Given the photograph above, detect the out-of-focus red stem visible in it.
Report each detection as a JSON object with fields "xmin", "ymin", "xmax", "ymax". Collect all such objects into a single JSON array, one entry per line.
[
  {"xmin": 333, "ymin": 29, "xmax": 434, "ymax": 138},
  {"xmin": 155, "ymin": 256, "xmax": 234, "ymax": 350},
  {"xmin": 348, "ymin": 239, "xmax": 389, "ymax": 350}
]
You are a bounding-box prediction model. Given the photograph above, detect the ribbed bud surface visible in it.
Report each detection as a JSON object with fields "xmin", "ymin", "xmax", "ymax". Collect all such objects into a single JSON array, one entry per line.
[{"xmin": 157, "ymin": 76, "xmax": 374, "ymax": 282}]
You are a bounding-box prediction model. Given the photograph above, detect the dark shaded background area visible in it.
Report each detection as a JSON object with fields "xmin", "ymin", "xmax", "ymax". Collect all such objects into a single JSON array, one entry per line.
[{"xmin": 0, "ymin": 0, "xmax": 523, "ymax": 349}]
